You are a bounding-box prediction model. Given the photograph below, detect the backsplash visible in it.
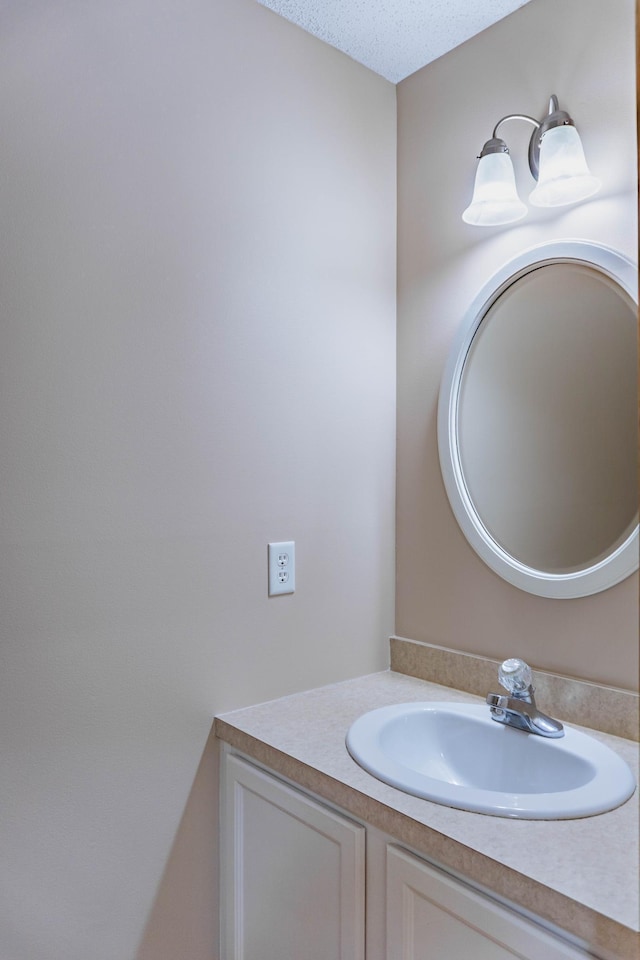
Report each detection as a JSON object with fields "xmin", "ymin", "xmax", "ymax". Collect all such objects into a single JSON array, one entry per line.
[{"xmin": 390, "ymin": 637, "xmax": 640, "ymax": 741}]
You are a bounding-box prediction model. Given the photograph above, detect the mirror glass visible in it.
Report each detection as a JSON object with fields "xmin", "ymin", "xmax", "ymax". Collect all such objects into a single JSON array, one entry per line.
[{"xmin": 438, "ymin": 241, "xmax": 638, "ymax": 598}]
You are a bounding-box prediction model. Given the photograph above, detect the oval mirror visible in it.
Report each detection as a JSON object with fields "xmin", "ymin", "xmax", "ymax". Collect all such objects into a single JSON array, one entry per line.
[{"xmin": 438, "ymin": 240, "xmax": 638, "ymax": 598}]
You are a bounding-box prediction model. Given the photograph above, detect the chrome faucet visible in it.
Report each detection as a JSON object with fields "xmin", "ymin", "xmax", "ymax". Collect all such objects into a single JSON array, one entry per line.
[{"xmin": 486, "ymin": 658, "xmax": 564, "ymax": 738}]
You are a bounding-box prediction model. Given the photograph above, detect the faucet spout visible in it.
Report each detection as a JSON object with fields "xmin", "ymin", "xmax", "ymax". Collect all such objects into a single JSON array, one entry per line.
[{"xmin": 486, "ymin": 692, "xmax": 564, "ymax": 738}]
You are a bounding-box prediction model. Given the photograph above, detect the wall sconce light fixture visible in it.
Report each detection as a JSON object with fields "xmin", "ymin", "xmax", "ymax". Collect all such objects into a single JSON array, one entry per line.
[{"xmin": 462, "ymin": 96, "xmax": 601, "ymax": 226}]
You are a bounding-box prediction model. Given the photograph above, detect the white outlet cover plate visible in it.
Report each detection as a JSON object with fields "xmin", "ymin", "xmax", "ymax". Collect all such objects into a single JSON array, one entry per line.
[{"xmin": 268, "ymin": 541, "xmax": 295, "ymax": 596}]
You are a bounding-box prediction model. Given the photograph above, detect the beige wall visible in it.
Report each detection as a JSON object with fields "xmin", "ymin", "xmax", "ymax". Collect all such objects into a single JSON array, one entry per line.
[
  {"xmin": 396, "ymin": 0, "xmax": 638, "ymax": 689},
  {"xmin": 0, "ymin": 2, "xmax": 396, "ymax": 959}
]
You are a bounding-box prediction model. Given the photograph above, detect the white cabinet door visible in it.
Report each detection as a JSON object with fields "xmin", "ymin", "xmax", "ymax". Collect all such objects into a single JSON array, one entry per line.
[
  {"xmin": 221, "ymin": 752, "xmax": 365, "ymax": 960},
  {"xmin": 386, "ymin": 845, "xmax": 589, "ymax": 960}
]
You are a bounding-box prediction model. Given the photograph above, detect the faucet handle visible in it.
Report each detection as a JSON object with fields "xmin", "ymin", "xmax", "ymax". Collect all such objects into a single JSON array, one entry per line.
[{"xmin": 498, "ymin": 658, "xmax": 533, "ymax": 696}]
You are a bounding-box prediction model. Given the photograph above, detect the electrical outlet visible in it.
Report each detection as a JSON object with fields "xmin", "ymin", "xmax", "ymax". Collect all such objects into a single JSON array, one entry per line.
[{"xmin": 268, "ymin": 541, "xmax": 295, "ymax": 596}]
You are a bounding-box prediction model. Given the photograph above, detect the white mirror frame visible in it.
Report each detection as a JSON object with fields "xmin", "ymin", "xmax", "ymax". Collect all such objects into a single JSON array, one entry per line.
[{"xmin": 438, "ymin": 239, "xmax": 638, "ymax": 599}]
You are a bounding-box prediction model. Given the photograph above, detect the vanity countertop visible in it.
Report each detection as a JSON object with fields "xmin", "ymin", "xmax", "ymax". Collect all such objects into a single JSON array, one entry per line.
[{"xmin": 215, "ymin": 670, "xmax": 640, "ymax": 960}]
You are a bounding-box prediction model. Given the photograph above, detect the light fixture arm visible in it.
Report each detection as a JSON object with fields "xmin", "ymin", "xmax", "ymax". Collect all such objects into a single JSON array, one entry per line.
[
  {"xmin": 482, "ymin": 96, "xmax": 574, "ymax": 180},
  {"xmin": 491, "ymin": 114, "xmax": 540, "ymax": 139}
]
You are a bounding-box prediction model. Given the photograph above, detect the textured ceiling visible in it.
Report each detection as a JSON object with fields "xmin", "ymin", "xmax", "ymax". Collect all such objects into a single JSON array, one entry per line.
[{"xmin": 256, "ymin": 0, "xmax": 534, "ymax": 83}]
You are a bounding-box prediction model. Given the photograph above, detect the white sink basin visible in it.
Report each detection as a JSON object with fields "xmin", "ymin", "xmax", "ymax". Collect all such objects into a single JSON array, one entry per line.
[{"xmin": 346, "ymin": 702, "xmax": 636, "ymax": 819}]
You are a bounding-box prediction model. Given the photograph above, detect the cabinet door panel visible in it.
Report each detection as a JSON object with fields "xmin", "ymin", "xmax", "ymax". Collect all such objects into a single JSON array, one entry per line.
[
  {"xmin": 386, "ymin": 845, "xmax": 588, "ymax": 960},
  {"xmin": 221, "ymin": 753, "xmax": 365, "ymax": 960}
]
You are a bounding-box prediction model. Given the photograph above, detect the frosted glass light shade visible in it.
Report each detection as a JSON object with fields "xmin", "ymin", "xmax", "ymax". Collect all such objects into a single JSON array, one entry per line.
[
  {"xmin": 462, "ymin": 152, "xmax": 527, "ymax": 226},
  {"xmin": 529, "ymin": 125, "xmax": 601, "ymax": 207}
]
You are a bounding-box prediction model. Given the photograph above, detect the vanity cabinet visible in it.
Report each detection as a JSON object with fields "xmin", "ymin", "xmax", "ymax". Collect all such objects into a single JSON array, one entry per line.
[{"xmin": 220, "ymin": 750, "xmax": 591, "ymax": 960}]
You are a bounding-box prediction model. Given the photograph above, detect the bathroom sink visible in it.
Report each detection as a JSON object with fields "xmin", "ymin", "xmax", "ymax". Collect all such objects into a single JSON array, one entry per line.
[{"xmin": 345, "ymin": 702, "xmax": 636, "ymax": 819}]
